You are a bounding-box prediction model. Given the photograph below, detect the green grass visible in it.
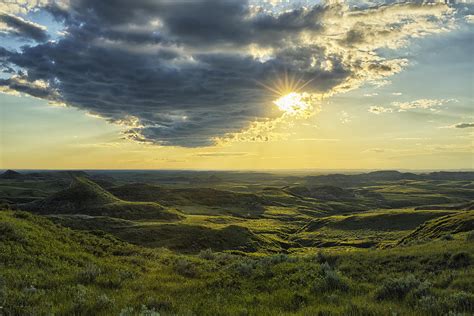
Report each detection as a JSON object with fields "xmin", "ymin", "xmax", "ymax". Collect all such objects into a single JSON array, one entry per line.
[
  {"xmin": 1, "ymin": 172, "xmax": 474, "ymax": 314},
  {"xmin": 109, "ymin": 184, "xmax": 266, "ymax": 218},
  {"xmin": 18, "ymin": 177, "xmax": 184, "ymax": 221},
  {"xmin": 1, "ymin": 210, "xmax": 473, "ymax": 315},
  {"xmin": 399, "ymin": 211, "xmax": 474, "ymax": 244}
]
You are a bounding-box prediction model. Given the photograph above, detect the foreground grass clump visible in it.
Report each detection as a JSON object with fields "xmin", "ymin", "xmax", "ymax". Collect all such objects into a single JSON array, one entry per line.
[{"xmin": 0, "ymin": 210, "xmax": 473, "ymax": 315}]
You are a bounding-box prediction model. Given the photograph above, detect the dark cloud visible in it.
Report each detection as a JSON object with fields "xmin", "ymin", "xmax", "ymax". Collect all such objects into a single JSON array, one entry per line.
[
  {"xmin": 0, "ymin": 0, "xmax": 454, "ymax": 147},
  {"xmin": 454, "ymin": 122, "xmax": 474, "ymax": 129},
  {"xmin": 0, "ymin": 13, "xmax": 49, "ymax": 42}
]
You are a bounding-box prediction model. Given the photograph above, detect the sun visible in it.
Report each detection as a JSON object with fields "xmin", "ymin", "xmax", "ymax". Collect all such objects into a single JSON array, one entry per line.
[{"xmin": 273, "ymin": 92, "xmax": 311, "ymax": 116}]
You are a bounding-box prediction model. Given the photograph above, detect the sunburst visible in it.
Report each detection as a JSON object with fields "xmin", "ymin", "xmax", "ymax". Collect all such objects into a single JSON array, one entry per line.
[{"xmin": 256, "ymin": 70, "xmax": 321, "ymax": 116}]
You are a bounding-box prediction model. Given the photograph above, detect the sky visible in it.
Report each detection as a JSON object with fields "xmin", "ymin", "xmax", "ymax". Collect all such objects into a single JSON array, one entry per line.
[{"xmin": 0, "ymin": 0, "xmax": 473, "ymax": 170}]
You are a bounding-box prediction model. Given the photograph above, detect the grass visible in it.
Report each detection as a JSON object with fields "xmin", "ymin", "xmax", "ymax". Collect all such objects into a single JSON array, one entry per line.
[
  {"xmin": 1, "ymin": 209, "xmax": 473, "ymax": 315},
  {"xmin": 1, "ymin": 171, "xmax": 474, "ymax": 314},
  {"xmin": 19, "ymin": 176, "xmax": 184, "ymax": 221},
  {"xmin": 399, "ymin": 211, "xmax": 474, "ymax": 244}
]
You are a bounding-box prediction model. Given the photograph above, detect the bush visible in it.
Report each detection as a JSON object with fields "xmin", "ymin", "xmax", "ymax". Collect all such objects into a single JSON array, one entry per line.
[
  {"xmin": 144, "ymin": 297, "xmax": 173, "ymax": 313},
  {"xmin": 444, "ymin": 291, "xmax": 474, "ymax": 312},
  {"xmin": 95, "ymin": 294, "xmax": 114, "ymax": 310},
  {"xmin": 313, "ymin": 251, "xmax": 337, "ymax": 265},
  {"xmin": 119, "ymin": 305, "xmax": 161, "ymax": 316},
  {"xmin": 408, "ymin": 280, "xmax": 432, "ymax": 302},
  {"xmin": 312, "ymin": 263, "xmax": 349, "ymax": 293},
  {"xmin": 198, "ymin": 248, "xmax": 215, "ymax": 260},
  {"xmin": 0, "ymin": 222, "xmax": 25, "ymax": 243},
  {"xmin": 0, "ymin": 277, "xmax": 6, "ymax": 307},
  {"xmin": 233, "ymin": 259, "xmax": 256, "ymax": 277},
  {"xmin": 174, "ymin": 259, "xmax": 197, "ymax": 278},
  {"xmin": 375, "ymin": 274, "xmax": 421, "ymax": 301},
  {"xmin": 417, "ymin": 295, "xmax": 440, "ymax": 313},
  {"xmin": 71, "ymin": 285, "xmax": 90, "ymax": 313},
  {"xmin": 467, "ymin": 231, "xmax": 474, "ymax": 242},
  {"xmin": 441, "ymin": 234, "xmax": 454, "ymax": 241},
  {"xmin": 448, "ymin": 252, "xmax": 471, "ymax": 269},
  {"xmin": 288, "ymin": 293, "xmax": 307, "ymax": 311},
  {"xmin": 77, "ymin": 263, "xmax": 102, "ymax": 284}
]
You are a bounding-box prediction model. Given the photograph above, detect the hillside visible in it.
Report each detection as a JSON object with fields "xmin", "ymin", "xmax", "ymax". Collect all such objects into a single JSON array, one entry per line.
[
  {"xmin": 50, "ymin": 214, "xmax": 275, "ymax": 253},
  {"xmin": 19, "ymin": 177, "xmax": 183, "ymax": 221},
  {"xmin": 286, "ymin": 185, "xmax": 356, "ymax": 201},
  {"xmin": 1, "ymin": 210, "xmax": 473, "ymax": 315},
  {"xmin": 0, "ymin": 170, "xmax": 23, "ymax": 180},
  {"xmin": 109, "ymin": 183, "xmax": 266, "ymax": 217},
  {"xmin": 399, "ymin": 211, "xmax": 474, "ymax": 244}
]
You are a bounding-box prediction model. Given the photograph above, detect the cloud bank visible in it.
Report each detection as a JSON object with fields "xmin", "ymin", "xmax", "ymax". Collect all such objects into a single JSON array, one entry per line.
[{"xmin": 0, "ymin": 0, "xmax": 458, "ymax": 147}]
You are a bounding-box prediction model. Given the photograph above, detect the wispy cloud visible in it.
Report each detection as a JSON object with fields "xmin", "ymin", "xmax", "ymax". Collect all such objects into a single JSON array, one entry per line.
[
  {"xmin": 441, "ymin": 122, "xmax": 474, "ymax": 129},
  {"xmin": 370, "ymin": 98, "xmax": 457, "ymax": 115},
  {"xmin": 368, "ymin": 106, "xmax": 393, "ymax": 114},
  {"xmin": 295, "ymin": 138, "xmax": 341, "ymax": 142},
  {"xmin": 193, "ymin": 152, "xmax": 253, "ymax": 157},
  {"xmin": 393, "ymin": 98, "xmax": 458, "ymax": 111},
  {"xmin": 340, "ymin": 111, "xmax": 351, "ymax": 124},
  {"xmin": 364, "ymin": 93, "xmax": 378, "ymax": 97}
]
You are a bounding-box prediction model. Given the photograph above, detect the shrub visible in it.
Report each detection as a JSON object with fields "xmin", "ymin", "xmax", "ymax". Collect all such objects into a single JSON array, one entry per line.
[
  {"xmin": 0, "ymin": 222, "xmax": 25, "ymax": 243},
  {"xmin": 0, "ymin": 277, "xmax": 6, "ymax": 307},
  {"xmin": 313, "ymin": 251, "xmax": 337, "ymax": 265},
  {"xmin": 198, "ymin": 248, "xmax": 215, "ymax": 260},
  {"xmin": 95, "ymin": 294, "xmax": 114, "ymax": 310},
  {"xmin": 312, "ymin": 263, "xmax": 349, "ymax": 293},
  {"xmin": 375, "ymin": 274, "xmax": 421, "ymax": 301},
  {"xmin": 233, "ymin": 260, "xmax": 255, "ymax": 277},
  {"xmin": 144, "ymin": 297, "xmax": 173, "ymax": 312},
  {"xmin": 408, "ymin": 280, "xmax": 432, "ymax": 304},
  {"xmin": 441, "ymin": 234, "xmax": 454, "ymax": 241},
  {"xmin": 467, "ymin": 231, "xmax": 474, "ymax": 242},
  {"xmin": 77, "ymin": 263, "xmax": 102, "ymax": 284},
  {"xmin": 265, "ymin": 254, "xmax": 290, "ymax": 265},
  {"xmin": 214, "ymin": 252, "xmax": 235, "ymax": 265},
  {"xmin": 343, "ymin": 303, "xmax": 379, "ymax": 316},
  {"xmin": 417, "ymin": 295, "xmax": 439, "ymax": 310},
  {"xmin": 119, "ymin": 305, "xmax": 161, "ymax": 316},
  {"xmin": 288, "ymin": 293, "xmax": 307, "ymax": 311},
  {"xmin": 71, "ymin": 285, "xmax": 90, "ymax": 313},
  {"xmin": 101, "ymin": 269, "xmax": 135, "ymax": 288},
  {"xmin": 174, "ymin": 259, "xmax": 197, "ymax": 278},
  {"xmin": 444, "ymin": 291, "xmax": 474, "ymax": 312},
  {"xmin": 448, "ymin": 252, "xmax": 471, "ymax": 269}
]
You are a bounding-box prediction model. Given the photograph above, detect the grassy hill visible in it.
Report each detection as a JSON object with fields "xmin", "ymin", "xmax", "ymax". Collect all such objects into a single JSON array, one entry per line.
[
  {"xmin": 303, "ymin": 210, "xmax": 457, "ymax": 232},
  {"xmin": 1, "ymin": 209, "xmax": 473, "ymax": 315},
  {"xmin": 109, "ymin": 183, "xmax": 266, "ymax": 217},
  {"xmin": 49, "ymin": 214, "xmax": 277, "ymax": 253},
  {"xmin": 0, "ymin": 170, "xmax": 23, "ymax": 180},
  {"xmin": 19, "ymin": 177, "xmax": 183, "ymax": 221},
  {"xmin": 399, "ymin": 211, "xmax": 474, "ymax": 244}
]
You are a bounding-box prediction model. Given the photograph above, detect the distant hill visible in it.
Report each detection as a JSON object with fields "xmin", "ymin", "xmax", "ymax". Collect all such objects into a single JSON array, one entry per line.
[
  {"xmin": 0, "ymin": 169, "xmax": 23, "ymax": 179},
  {"xmin": 19, "ymin": 177, "xmax": 183, "ymax": 221},
  {"xmin": 304, "ymin": 170, "xmax": 474, "ymax": 186},
  {"xmin": 303, "ymin": 210, "xmax": 456, "ymax": 232},
  {"xmin": 286, "ymin": 185, "xmax": 356, "ymax": 201},
  {"xmin": 109, "ymin": 183, "xmax": 266, "ymax": 217},
  {"xmin": 415, "ymin": 201, "xmax": 474, "ymax": 211},
  {"xmin": 399, "ymin": 211, "xmax": 474, "ymax": 244}
]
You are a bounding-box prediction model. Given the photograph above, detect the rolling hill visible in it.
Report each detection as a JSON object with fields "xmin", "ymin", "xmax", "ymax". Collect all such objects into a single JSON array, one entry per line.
[
  {"xmin": 399, "ymin": 211, "xmax": 474, "ymax": 244},
  {"xmin": 109, "ymin": 183, "xmax": 266, "ymax": 217},
  {"xmin": 19, "ymin": 177, "xmax": 183, "ymax": 221}
]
